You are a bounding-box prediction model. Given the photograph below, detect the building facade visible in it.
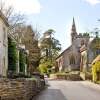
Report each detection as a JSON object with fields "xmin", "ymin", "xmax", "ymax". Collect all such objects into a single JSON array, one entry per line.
[
  {"xmin": 0, "ymin": 11, "xmax": 9, "ymax": 76},
  {"xmin": 56, "ymin": 18, "xmax": 98, "ymax": 72}
]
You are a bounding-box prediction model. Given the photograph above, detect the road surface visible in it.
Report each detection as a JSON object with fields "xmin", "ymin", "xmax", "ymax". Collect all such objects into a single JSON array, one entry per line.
[{"xmin": 34, "ymin": 80, "xmax": 100, "ymax": 100}]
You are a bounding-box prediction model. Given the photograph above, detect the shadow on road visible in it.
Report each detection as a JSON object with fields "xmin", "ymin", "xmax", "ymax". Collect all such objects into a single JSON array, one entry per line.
[{"xmin": 33, "ymin": 88, "xmax": 67, "ymax": 100}]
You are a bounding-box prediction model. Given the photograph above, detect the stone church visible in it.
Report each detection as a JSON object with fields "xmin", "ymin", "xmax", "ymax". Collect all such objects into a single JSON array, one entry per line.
[{"xmin": 56, "ymin": 18, "xmax": 100, "ymax": 72}]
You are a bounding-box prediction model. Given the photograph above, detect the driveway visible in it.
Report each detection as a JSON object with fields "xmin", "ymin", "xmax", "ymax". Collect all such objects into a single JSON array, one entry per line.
[{"xmin": 34, "ymin": 80, "xmax": 100, "ymax": 100}]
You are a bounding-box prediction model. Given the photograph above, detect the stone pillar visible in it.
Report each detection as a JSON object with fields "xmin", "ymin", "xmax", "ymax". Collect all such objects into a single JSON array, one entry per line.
[
  {"xmin": 80, "ymin": 41, "xmax": 88, "ymax": 80},
  {"xmin": 25, "ymin": 64, "xmax": 27, "ymax": 75},
  {"xmin": 2, "ymin": 42, "xmax": 8, "ymax": 77},
  {"xmin": 80, "ymin": 40, "xmax": 87, "ymax": 72},
  {"xmin": 80, "ymin": 50, "xmax": 87, "ymax": 72}
]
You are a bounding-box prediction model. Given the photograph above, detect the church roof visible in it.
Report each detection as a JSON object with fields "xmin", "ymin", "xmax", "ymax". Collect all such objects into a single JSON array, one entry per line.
[
  {"xmin": 89, "ymin": 37, "xmax": 100, "ymax": 49},
  {"xmin": 57, "ymin": 18, "xmax": 78, "ymax": 60},
  {"xmin": 56, "ymin": 46, "xmax": 72, "ymax": 59}
]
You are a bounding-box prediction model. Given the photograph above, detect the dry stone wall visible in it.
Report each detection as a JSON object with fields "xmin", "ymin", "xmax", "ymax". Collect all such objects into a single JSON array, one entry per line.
[{"xmin": 0, "ymin": 78, "xmax": 45, "ymax": 100}]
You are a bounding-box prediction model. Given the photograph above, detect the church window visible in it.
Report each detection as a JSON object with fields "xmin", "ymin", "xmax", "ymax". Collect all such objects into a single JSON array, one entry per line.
[{"xmin": 70, "ymin": 55, "xmax": 75, "ymax": 64}]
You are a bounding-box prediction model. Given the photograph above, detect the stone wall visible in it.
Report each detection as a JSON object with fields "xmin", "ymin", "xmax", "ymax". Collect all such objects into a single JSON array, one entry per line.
[
  {"xmin": 0, "ymin": 78, "xmax": 45, "ymax": 100},
  {"xmin": 50, "ymin": 72, "xmax": 82, "ymax": 81}
]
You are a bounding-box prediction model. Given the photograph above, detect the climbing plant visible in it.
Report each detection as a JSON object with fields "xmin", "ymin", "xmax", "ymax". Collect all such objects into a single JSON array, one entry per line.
[
  {"xmin": 8, "ymin": 37, "xmax": 18, "ymax": 72},
  {"xmin": 19, "ymin": 49, "xmax": 26, "ymax": 73}
]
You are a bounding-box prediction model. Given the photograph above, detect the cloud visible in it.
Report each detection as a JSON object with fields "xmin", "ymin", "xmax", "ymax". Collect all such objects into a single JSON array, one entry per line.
[
  {"xmin": 84, "ymin": 0, "xmax": 100, "ymax": 5},
  {"xmin": 2, "ymin": 0, "xmax": 42, "ymax": 14}
]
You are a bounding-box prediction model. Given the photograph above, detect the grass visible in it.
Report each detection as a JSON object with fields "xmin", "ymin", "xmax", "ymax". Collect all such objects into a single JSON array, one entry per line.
[
  {"xmin": 55, "ymin": 72, "xmax": 68, "ymax": 76},
  {"xmin": 96, "ymin": 81, "xmax": 100, "ymax": 84},
  {"xmin": 26, "ymin": 77, "xmax": 37, "ymax": 81},
  {"xmin": 55, "ymin": 71, "xmax": 80, "ymax": 75}
]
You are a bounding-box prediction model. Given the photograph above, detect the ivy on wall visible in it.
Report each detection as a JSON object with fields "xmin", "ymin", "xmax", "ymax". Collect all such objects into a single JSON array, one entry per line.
[
  {"xmin": 19, "ymin": 49, "xmax": 26, "ymax": 73},
  {"xmin": 8, "ymin": 37, "xmax": 18, "ymax": 72}
]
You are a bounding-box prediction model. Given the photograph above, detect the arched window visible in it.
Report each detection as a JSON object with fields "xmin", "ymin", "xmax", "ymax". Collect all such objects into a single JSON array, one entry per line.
[{"xmin": 70, "ymin": 55, "xmax": 75, "ymax": 64}]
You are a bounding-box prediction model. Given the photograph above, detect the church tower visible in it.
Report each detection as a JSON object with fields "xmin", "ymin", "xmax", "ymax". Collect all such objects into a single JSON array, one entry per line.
[{"xmin": 71, "ymin": 17, "xmax": 77, "ymax": 43}]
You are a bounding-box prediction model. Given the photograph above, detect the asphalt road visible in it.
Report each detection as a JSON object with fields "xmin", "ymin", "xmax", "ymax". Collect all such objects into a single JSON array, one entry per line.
[{"xmin": 33, "ymin": 80, "xmax": 100, "ymax": 100}]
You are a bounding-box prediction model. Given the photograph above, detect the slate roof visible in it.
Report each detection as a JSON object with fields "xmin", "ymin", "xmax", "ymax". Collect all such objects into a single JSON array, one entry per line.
[
  {"xmin": 0, "ymin": 10, "xmax": 9, "ymax": 27},
  {"xmin": 56, "ymin": 46, "xmax": 72, "ymax": 59}
]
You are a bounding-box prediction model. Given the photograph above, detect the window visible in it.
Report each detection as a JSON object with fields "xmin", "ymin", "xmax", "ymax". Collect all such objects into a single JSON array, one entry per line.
[
  {"xmin": 3, "ymin": 27, "xmax": 6, "ymax": 44},
  {"xmin": 70, "ymin": 55, "xmax": 75, "ymax": 64},
  {"xmin": 3, "ymin": 57, "xmax": 5, "ymax": 68},
  {"xmin": 96, "ymin": 49, "xmax": 100, "ymax": 55}
]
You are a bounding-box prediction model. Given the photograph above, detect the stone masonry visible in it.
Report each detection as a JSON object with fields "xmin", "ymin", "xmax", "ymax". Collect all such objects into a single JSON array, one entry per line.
[{"xmin": 0, "ymin": 78, "xmax": 45, "ymax": 100}]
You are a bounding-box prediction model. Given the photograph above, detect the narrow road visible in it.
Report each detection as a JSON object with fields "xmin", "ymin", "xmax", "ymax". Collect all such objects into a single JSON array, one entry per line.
[{"xmin": 34, "ymin": 80, "xmax": 100, "ymax": 100}]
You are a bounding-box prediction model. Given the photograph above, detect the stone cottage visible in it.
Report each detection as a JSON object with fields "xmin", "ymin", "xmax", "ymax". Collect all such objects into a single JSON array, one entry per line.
[{"xmin": 0, "ymin": 11, "xmax": 9, "ymax": 77}]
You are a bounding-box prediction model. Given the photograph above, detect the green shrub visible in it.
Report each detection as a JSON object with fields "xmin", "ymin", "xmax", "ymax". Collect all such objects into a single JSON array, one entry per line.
[
  {"xmin": 8, "ymin": 37, "xmax": 18, "ymax": 71},
  {"xmin": 92, "ymin": 61, "xmax": 100, "ymax": 82},
  {"xmin": 39, "ymin": 63, "xmax": 47, "ymax": 74},
  {"xmin": 55, "ymin": 72, "xmax": 67, "ymax": 76},
  {"xmin": 19, "ymin": 50, "xmax": 26, "ymax": 73}
]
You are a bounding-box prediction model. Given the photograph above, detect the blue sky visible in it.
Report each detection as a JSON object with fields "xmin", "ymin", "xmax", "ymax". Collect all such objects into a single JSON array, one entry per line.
[
  {"xmin": 27, "ymin": 0, "xmax": 100, "ymax": 51},
  {"xmin": 3, "ymin": 0, "xmax": 100, "ymax": 51}
]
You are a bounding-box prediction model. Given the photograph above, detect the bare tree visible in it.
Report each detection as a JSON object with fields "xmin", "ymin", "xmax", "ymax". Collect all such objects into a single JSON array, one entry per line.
[
  {"xmin": 0, "ymin": 0, "xmax": 14, "ymax": 19},
  {"xmin": 0, "ymin": 0, "xmax": 26, "ymax": 40}
]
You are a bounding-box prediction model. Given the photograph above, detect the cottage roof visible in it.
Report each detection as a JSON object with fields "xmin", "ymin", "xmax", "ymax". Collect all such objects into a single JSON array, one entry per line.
[{"xmin": 0, "ymin": 10, "xmax": 9, "ymax": 27}]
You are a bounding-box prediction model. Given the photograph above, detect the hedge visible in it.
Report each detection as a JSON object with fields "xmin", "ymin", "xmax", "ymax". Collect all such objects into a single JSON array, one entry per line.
[
  {"xmin": 19, "ymin": 49, "xmax": 26, "ymax": 73},
  {"xmin": 92, "ymin": 61, "xmax": 100, "ymax": 83},
  {"xmin": 8, "ymin": 37, "xmax": 18, "ymax": 71}
]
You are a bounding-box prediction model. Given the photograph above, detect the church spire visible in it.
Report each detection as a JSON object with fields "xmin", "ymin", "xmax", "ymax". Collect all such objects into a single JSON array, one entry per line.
[
  {"xmin": 72, "ymin": 17, "xmax": 77, "ymax": 33},
  {"xmin": 71, "ymin": 17, "xmax": 77, "ymax": 42},
  {"xmin": 73, "ymin": 17, "xmax": 75, "ymax": 26}
]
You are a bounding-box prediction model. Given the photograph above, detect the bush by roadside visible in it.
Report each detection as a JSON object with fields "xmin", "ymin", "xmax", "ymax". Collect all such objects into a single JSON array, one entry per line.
[
  {"xmin": 50, "ymin": 71, "xmax": 82, "ymax": 81},
  {"xmin": 92, "ymin": 61, "xmax": 100, "ymax": 83}
]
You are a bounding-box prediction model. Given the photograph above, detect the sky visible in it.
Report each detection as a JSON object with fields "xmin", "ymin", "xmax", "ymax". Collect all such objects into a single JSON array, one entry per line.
[{"xmin": 2, "ymin": 0, "xmax": 100, "ymax": 51}]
